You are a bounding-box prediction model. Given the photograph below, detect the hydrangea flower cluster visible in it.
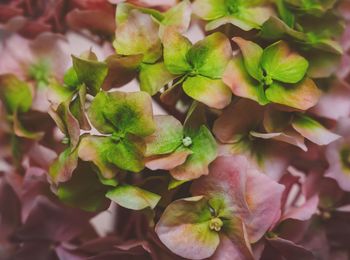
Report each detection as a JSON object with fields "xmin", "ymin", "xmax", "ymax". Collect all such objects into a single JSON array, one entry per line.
[{"xmin": 1, "ymin": 0, "xmax": 350, "ymax": 259}]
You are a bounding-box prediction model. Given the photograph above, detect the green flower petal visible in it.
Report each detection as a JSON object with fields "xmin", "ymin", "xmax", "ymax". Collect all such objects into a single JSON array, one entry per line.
[
  {"xmin": 160, "ymin": 0, "xmax": 191, "ymax": 34},
  {"xmin": 233, "ymin": 37, "xmax": 263, "ymax": 80},
  {"xmin": 48, "ymin": 100, "xmax": 80, "ymax": 148},
  {"xmin": 223, "ymin": 58, "xmax": 268, "ymax": 105},
  {"xmin": 171, "ymin": 126, "xmax": 217, "ymax": 181},
  {"xmin": 72, "ymin": 53, "xmax": 108, "ymax": 96},
  {"xmin": 260, "ymin": 16, "xmax": 308, "ymax": 41},
  {"xmin": 183, "ymin": 75, "xmax": 231, "ymax": 109},
  {"xmin": 261, "ymin": 41, "xmax": 309, "ymax": 84},
  {"xmin": 163, "ymin": 30, "xmax": 192, "ymax": 75},
  {"xmin": 265, "ymin": 78, "xmax": 321, "ymax": 110},
  {"xmin": 139, "ymin": 62, "xmax": 177, "ymax": 96},
  {"xmin": 69, "ymin": 85, "xmax": 91, "ymax": 131},
  {"xmin": 106, "ymin": 184, "xmax": 160, "ymax": 210},
  {"xmin": 114, "ymin": 9, "xmax": 162, "ymax": 63},
  {"xmin": 63, "ymin": 67, "xmax": 80, "ymax": 88},
  {"xmin": 235, "ymin": 6, "xmax": 273, "ymax": 30},
  {"xmin": 79, "ymin": 134, "xmax": 145, "ymax": 174},
  {"xmin": 78, "ymin": 135, "xmax": 118, "ymax": 178},
  {"xmin": 145, "ymin": 115, "xmax": 183, "ymax": 156},
  {"xmin": 49, "ymin": 147, "xmax": 79, "ymax": 183},
  {"xmin": 102, "ymin": 54, "xmax": 143, "ymax": 90},
  {"xmin": 187, "ymin": 32, "xmax": 232, "ymax": 79},
  {"xmin": 155, "ymin": 196, "xmax": 220, "ymax": 259},
  {"xmin": 57, "ymin": 163, "xmax": 110, "ymax": 212},
  {"xmin": 292, "ymin": 114, "xmax": 340, "ymax": 145},
  {"xmin": 192, "ymin": 0, "xmax": 227, "ymax": 20},
  {"xmin": 0, "ymin": 74, "xmax": 32, "ymax": 114},
  {"xmin": 88, "ymin": 91, "xmax": 155, "ymax": 137}
]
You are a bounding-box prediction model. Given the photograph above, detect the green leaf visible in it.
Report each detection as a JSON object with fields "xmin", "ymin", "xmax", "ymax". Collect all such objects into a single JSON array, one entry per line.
[
  {"xmin": 72, "ymin": 53, "xmax": 108, "ymax": 96},
  {"xmin": 57, "ymin": 163, "xmax": 110, "ymax": 212},
  {"xmin": 171, "ymin": 126, "xmax": 217, "ymax": 180},
  {"xmin": 233, "ymin": 37, "xmax": 263, "ymax": 80},
  {"xmin": 88, "ymin": 91, "xmax": 155, "ymax": 137},
  {"xmin": 106, "ymin": 184, "xmax": 161, "ymax": 210},
  {"xmin": 145, "ymin": 115, "xmax": 183, "ymax": 156},
  {"xmin": 0, "ymin": 74, "xmax": 32, "ymax": 114},
  {"xmin": 155, "ymin": 196, "xmax": 220, "ymax": 259},
  {"xmin": 139, "ymin": 62, "xmax": 177, "ymax": 96},
  {"xmin": 261, "ymin": 41, "xmax": 309, "ymax": 84},
  {"xmin": 114, "ymin": 9, "xmax": 162, "ymax": 63},
  {"xmin": 265, "ymin": 78, "xmax": 321, "ymax": 110},
  {"xmin": 183, "ymin": 75, "xmax": 231, "ymax": 109},
  {"xmin": 163, "ymin": 30, "xmax": 192, "ymax": 75},
  {"xmin": 187, "ymin": 32, "xmax": 232, "ymax": 79}
]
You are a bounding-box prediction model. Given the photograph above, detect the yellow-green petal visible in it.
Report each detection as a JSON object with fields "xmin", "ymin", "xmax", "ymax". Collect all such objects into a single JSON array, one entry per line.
[
  {"xmin": 265, "ymin": 78, "xmax": 321, "ymax": 110},
  {"xmin": 106, "ymin": 184, "xmax": 160, "ymax": 210},
  {"xmin": 183, "ymin": 75, "xmax": 232, "ymax": 109}
]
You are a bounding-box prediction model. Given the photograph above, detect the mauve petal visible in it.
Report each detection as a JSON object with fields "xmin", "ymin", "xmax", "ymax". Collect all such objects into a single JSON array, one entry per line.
[
  {"xmin": 14, "ymin": 196, "xmax": 93, "ymax": 242},
  {"xmin": 12, "ymin": 241, "xmax": 56, "ymax": 260},
  {"xmin": 191, "ymin": 155, "xmax": 285, "ymax": 243},
  {"xmin": 0, "ymin": 178, "xmax": 21, "ymax": 255},
  {"xmin": 213, "ymin": 99, "xmax": 264, "ymax": 144},
  {"xmin": 266, "ymin": 237, "xmax": 314, "ymax": 260},
  {"xmin": 325, "ymin": 140, "xmax": 350, "ymax": 191},
  {"xmin": 210, "ymin": 234, "xmax": 253, "ymax": 260},
  {"xmin": 310, "ymin": 81, "xmax": 350, "ymax": 120},
  {"xmin": 66, "ymin": 9, "xmax": 115, "ymax": 36},
  {"xmin": 282, "ymin": 195, "xmax": 319, "ymax": 222}
]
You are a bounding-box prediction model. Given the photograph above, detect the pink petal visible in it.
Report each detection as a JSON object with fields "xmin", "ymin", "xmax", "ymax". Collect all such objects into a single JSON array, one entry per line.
[
  {"xmin": 213, "ymin": 99, "xmax": 264, "ymax": 143},
  {"xmin": 191, "ymin": 155, "xmax": 285, "ymax": 243},
  {"xmin": 145, "ymin": 149, "xmax": 192, "ymax": 170}
]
